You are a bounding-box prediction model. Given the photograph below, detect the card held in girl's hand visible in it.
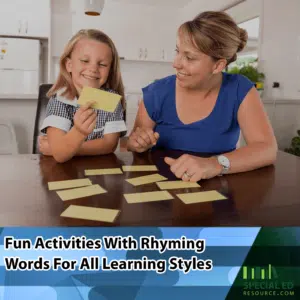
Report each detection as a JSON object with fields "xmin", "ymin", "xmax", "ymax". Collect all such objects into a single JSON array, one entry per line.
[{"xmin": 78, "ymin": 86, "xmax": 121, "ymax": 112}]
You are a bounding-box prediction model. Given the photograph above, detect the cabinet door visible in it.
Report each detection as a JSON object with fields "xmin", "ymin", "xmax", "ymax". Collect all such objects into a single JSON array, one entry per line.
[
  {"xmin": 0, "ymin": 0, "xmax": 50, "ymax": 38},
  {"xmin": 18, "ymin": 0, "xmax": 50, "ymax": 38},
  {"xmin": 0, "ymin": 0, "xmax": 20, "ymax": 36}
]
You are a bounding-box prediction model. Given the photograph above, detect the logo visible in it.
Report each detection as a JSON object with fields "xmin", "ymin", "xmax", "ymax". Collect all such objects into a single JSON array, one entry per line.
[
  {"xmin": 241, "ymin": 264, "xmax": 295, "ymax": 298},
  {"xmin": 242, "ymin": 264, "xmax": 278, "ymax": 280}
]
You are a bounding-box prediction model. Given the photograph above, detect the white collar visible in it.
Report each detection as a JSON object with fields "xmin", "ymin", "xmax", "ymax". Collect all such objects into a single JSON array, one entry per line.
[{"xmin": 56, "ymin": 87, "xmax": 78, "ymax": 107}]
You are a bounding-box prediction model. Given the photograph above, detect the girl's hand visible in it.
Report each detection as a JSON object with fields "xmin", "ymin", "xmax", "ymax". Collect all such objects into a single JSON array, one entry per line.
[
  {"xmin": 164, "ymin": 154, "xmax": 223, "ymax": 182},
  {"xmin": 74, "ymin": 102, "xmax": 97, "ymax": 136},
  {"xmin": 128, "ymin": 127, "xmax": 159, "ymax": 153},
  {"xmin": 39, "ymin": 135, "xmax": 52, "ymax": 156}
]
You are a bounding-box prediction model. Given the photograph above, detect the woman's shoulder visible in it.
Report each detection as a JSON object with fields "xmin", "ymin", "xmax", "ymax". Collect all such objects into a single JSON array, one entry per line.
[
  {"xmin": 223, "ymin": 72, "xmax": 254, "ymax": 89},
  {"xmin": 222, "ymin": 72, "xmax": 255, "ymax": 105},
  {"xmin": 143, "ymin": 74, "xmax": 176, "ymax": 93}
]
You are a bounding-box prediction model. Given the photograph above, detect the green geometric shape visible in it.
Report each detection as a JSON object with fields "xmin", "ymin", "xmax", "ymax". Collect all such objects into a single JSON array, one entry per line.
[
  {"xmin": 243, "ymin": 266, "xmax": 247, "ymax": 280},
  {"xmin": 261, "ymin": 269, "xmax": 265, "ymax": 280}
]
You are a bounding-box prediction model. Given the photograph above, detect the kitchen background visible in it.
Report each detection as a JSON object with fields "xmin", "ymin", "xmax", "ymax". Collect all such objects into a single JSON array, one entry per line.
[{"xmin": 0, "ymin": 0, "xmax": 300, "ymax": 154}]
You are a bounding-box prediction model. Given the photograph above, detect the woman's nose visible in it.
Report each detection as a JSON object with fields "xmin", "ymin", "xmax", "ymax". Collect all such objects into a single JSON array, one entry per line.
[{"xmin": 172, "ymin": 54, "xmax": 182, "ymax": 69}]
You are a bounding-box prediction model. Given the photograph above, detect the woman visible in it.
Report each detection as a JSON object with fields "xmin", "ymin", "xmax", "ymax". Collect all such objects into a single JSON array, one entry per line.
[{"xmin": 127, "ymin": 11, "xmax": 277, "ymax": 182}]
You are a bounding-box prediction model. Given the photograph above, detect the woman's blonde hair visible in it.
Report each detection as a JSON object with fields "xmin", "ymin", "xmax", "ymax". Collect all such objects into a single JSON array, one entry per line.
[
  {"xmin": 47, "ymin": 29, "xmax": 125, "ymax": 108},
  {"xmin": 179, "ymin": 11, "xmax": 248, "ymax": 66}
]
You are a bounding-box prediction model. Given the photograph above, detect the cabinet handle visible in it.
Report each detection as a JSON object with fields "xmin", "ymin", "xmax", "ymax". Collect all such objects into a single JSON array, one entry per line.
[
  {"xmin": 18, "ymin": 20, "xmax": 21, "ymax": 34},
  {"xmin": 25, "ymin": 21, "xmax": 28, "ymax": 34},
  {"xmin": 139, "ymin": 48, "xmax": 142, "ymax": 59},
  {"xmin": 162, "ymin": 49, "xmax": 165, "ymax": 60},
  {"xmin": 144, "ymin": 48, "xmax": 147, "ymax": 59}
]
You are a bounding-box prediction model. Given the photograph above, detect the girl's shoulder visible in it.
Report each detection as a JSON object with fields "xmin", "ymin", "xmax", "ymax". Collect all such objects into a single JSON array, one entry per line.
[{"xmin": 51, "ymin": 88, "xmax": 78, "ymax": 107}]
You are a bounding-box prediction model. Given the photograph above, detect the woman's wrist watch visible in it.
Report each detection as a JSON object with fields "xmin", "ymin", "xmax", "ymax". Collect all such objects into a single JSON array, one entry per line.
[{"xmin": 216, "ymin": 155, "xmax": 230, "ymax": 175}]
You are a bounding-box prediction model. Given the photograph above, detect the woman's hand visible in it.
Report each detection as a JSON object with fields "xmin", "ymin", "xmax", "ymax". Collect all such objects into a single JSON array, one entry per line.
[
  {"xmin": 39, "ymin": 135, "xmax": 52, "ymax": 156},
  {"xmin": 128, "ymin": 127, "xmax": 159, "ymax": 153},
  {"xmin": 164, "ymin": 154, "xmax": 223, "ymax": 182},
  {"xmin": 74, "ymin": 103, "xmax": 97, "ymax": 136}
]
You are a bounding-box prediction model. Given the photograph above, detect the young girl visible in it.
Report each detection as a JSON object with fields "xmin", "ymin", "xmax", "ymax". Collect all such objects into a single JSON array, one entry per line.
[{"xmin": 39, "ymin": 29, "xmax": 127, "ymax": 163}]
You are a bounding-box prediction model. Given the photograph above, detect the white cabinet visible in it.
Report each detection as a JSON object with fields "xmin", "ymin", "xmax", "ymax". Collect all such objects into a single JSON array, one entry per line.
[
  {"xmin": 69, "ymin": 0, "xmax": 175, "ymax": 63},
  {"xmin": 0, "ymin": 0, "xmax": 50, "ymax": 38}
]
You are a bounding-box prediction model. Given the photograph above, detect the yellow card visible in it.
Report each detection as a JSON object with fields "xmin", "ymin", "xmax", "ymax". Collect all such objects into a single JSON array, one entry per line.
[
  {"xmin": 124, "ymin": 190, "xmax": 173, "ymax": 203},
  {"xmin": 48, "ymin": 178, "xmax": 92, "ymax": 191},
  {"xmin": 125, "ymin": 173, "xmax": 167, "ymax": 186},
  {"xmin": 56, "ymin": 184, "xmax": 107, "ymax": 201},
  {"xmin": 78, "ymin": 86, "xmax": 121, "ymax": 112},
  {"xmin": 122, "ymin": 165, "xmax": 158, "ymax": 172},
  {"xmin": 177, "ymin": 190, "xmax": 227, "ymax": 204},
  {"xmin": 156, "ymin": 181, "xmax": 201, "ymax": 190},
  {"xmin": 61, "ymin": 205, "xmax": 120, "ymax": 223},
  {"xmin": 85, "ymin": 168, "xmax": 123, "ymax": 176}
]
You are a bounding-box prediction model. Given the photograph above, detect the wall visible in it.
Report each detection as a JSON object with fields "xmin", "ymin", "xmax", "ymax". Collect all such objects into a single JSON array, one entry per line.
[
  {"xmin": 259, "ymin": 0, "xmax": 300, "ymax": 100},
  {"xmin": 264, "ymin": 101, "xmax": 300, "ymax": 151},
  {"xmin": 3, "ymin": 0, "xmax": 300, "ymax": 154}
]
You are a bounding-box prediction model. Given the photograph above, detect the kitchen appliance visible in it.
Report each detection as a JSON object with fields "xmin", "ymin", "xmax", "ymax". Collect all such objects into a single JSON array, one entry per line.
[{"xmin": 0, "ymin": 37, "xmax": 40, "ymax": 97}]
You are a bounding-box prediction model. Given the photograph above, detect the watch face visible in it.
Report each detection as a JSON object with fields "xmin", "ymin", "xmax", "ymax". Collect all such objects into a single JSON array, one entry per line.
[{"xmin": 218, "ymin": 156, "xmax": 230, "ymax": 168}]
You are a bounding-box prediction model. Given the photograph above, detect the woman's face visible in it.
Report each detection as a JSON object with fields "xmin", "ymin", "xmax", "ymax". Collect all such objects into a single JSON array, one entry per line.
[{"xmin": 172, "ymin": 33, "xmax": 218, "ymax": 89}]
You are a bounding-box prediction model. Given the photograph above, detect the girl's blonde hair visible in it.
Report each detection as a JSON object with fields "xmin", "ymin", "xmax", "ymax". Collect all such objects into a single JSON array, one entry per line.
[
  {"xmin": 47, "ymin": 29, "xmax": 125, "ymax": 108},
  {"xmin": 179, "ymin": 11, "xmax": 248, "ymax": 66}
]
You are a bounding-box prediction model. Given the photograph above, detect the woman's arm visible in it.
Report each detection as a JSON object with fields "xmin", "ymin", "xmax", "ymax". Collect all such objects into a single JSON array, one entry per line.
[
  {"xmin": 127, "ymin": 100, "xmax": 159, "ymax": 152},
  {"xmin": 222, "ymin": 86, "xmax": 278, "ymax": 173}
]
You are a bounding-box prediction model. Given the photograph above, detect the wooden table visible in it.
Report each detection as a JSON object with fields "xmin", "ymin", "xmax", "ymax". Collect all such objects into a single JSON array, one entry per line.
[{"xmin": 1, "ymin": 149, "xmax": 300, "ymax": 226}]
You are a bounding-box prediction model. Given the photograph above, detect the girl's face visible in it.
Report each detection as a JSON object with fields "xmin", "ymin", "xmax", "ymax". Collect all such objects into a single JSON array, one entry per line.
[
  {"xmin": 172, "ymin": 33, "xmax": 222, "ymax": 89},
  {"xmin": 66, "ymin": 38, "xmax": 112, "ymax": 94}
]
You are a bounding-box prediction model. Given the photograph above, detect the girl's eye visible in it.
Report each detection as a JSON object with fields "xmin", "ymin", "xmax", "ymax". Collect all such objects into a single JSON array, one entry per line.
[
  {"xmin": 80, "ymin": 59, "xmax": 88, "ymax": 63},
  {"xmin": 98, "ymin": 63, "xmax": 107, "ymax": 67}
]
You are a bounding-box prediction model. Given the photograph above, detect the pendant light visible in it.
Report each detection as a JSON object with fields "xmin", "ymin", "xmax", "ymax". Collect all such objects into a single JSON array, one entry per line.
[{"xmin": 84, "ymin": 0, "xmax": 105, "ymax": 16}]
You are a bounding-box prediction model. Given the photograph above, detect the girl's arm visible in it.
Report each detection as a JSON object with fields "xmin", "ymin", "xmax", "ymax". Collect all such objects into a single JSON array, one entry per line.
[
  {"xmin": 75, "ymin": 132, "xmax": 120, "ymax": 155},
  {"xmin": 46, "ymin": 104, "xmax": 97, "ymax": 163}
]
